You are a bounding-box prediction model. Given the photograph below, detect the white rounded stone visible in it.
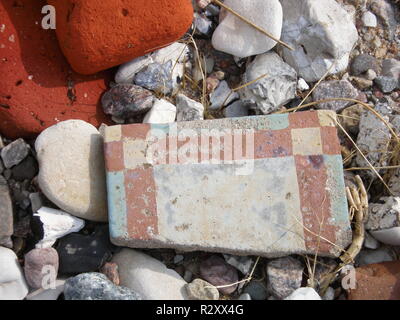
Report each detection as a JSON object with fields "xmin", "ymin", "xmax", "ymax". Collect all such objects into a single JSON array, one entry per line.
[
  {"xmin": 211, "ymin": 0, "xmax": 283, "ymax": 58},
  {"xmin": 280, "ymin": 0, "xmax": 359, "ymax": 82},
  {"xmin": 284, "ymin": 287, "xmax": 321, "ymax": 300},
  {"xmin": 143, "ymin": 99, "xmax": 177, "ymax": 124},
  {"xmin": 370, "ymin": 227, "xmax": 400, "ymax": 246},
  {"xmin": 0, "ymin": 246, "xmax": 29, "ymax": 300},
  {"xmin": 34, "ymin": 207, "xmax": 85, "ymax": 248},
  {"xmin": 112, "ymin": 249, "xmax": 188, "ymax": 300},
  {"xmin": 35, "ymin": 120, "xmax": 108, "ymax": 222},
  {"xmin": 362, "ymin": 11, "xmax": 378, "ymax": 28}
]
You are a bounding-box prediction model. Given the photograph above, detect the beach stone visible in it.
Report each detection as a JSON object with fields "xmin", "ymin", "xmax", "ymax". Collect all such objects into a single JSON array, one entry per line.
[
  {"xmin": 0, "ymin": 0, "xmax": 111, "ymax": 139},
  {"xmin": 112, "ymin": 249, "xmax": 188, "ymax": 300},
  {"xmin": 35, "ymin": 120, "xmax": 108, "ymax": 222},
  {"xmin": 223, "ymin": 101, "xmax": 249, "ymax": 118},
  {"xmin": 64, "ymin": 273, "xmax": 142, "ymax": 300},
  {"xmin": 32, "ymin": 207, "xmax": 85, "ymax": 249},
  {"xmin": 134, "ymin": 61, "xmax": 174, "ymax": 95},
  {"xmin": 0, "ymin": 246, "xmax": 29, "ymax": 300},
  {"xmin": 199, "ymin": 255, "xmax": 238, "ymax": 295},
  {"xmin": 266, "ymin": 256, "xmax": 304, "ymax": 299},
  {"xmin": 48, "ymin": 0, "xmax": 193, "ymax": 75},
  {"xmin": 103, "ymin": 111, "xmax": 351, "ymax": 258},
  {"xmin": 194, "ymin": 13, "xmax": 213, "ymax": 36},
  {"xmin": 240, "ymin": 52, "xmax": 297, "ymax": 115},
  {"xmin": 280, "ymin": 0, "xmax": 358, "ymax": 82},
  {"xmin": 209, "ymin": 81, "xmax": 239, "ymax": 110},
  {"xmin": 185, "ymin": 279, "xmax": 219, "ymax": 300},
  {"xmin": 143, "ymin": 99, "xmax": 177, "ymax": 124},
  {"xmin": 351, "ymin": 54, "xmax": 380, "ymax": 76},
  {"xmin": 347, "ymin": 261, "xmax": 400, "ymax": 300},
  {"xmin": 26, "ymin": 279, "xmax": 65, "ymax": 300},
  {"xmin": 284, "ymin": 287, "xmax": 321, "ymax": 300},
  {"xmin": 355, "ymin": 107, "xmax": 391, "ymax": 174},
  {"xmin": 57, "ymin": 225, "xmax": 114, "ymax": 275},
  {"xmin": 24, "ymin": 248, "xmax": 59, "ymax": 289},
  {"xmin": 238, "ymin": 293, "xmax": 252, "ymax": 300},
  {"xmin": 223, "ymin": 254, "xmax": 254, "ymax": 275},
  {"xmin": 312, "ymin": 80, "xmax": 359, "ymax": 112},
  {"xmin": 362, "ymin": 11, "xmax": 378, "ymax": 27},
  {"xmin": 243, "ymin": 280, "xmax": 268, "ymax": 300},
  {"xmin": 11, "ymin": 156, "xmax": 38, "ymax": 182},
  {"xmin": 0, "ymin": 176, "xmax": 13, "ymax": 246},
  {"xmin": 100, "ymin": 262, "xmax": 120, "ymax": 286},
  {"xmin": 374, "ymin": 76, "xmax": 399, "ymax": 93},
  {"xmin": 102, "ymin": 84, "xmax": 155, "ymax": 120},
  {"xmin": 356, "ymin": 248, "xmax": 395, "ymax": 266},
  {"xmin": 211, "ymin": 0, "xmax": 283, "ymax": 58},
  {"xmin": 339, "ymin": 104, "xmax": 363, "ymax": 136},
  {"xmin": 115, "ymin": 42, "xmax": 189, "ymax": 93},
  {"xmin": 176, "ymin": 94, "xmax": 205, "ymax": 121},
  {"xmin": 0, "ymin": 139, "xmax": 29, "ymax": 169},
  {"xmin": 382, "ymin": 59, "xmax": 400, "ymax": 80}
]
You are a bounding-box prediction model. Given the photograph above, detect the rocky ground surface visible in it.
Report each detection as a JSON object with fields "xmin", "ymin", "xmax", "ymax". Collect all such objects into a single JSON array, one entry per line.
[{"xmin": 0, "ymin": 0, "xmax": 400, "ymax": 300}]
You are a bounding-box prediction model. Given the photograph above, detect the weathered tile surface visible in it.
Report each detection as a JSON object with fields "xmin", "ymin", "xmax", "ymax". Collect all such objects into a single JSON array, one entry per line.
[{"xmin": 103, "ymin": 110, "xmax": 351, "ymax": 258}]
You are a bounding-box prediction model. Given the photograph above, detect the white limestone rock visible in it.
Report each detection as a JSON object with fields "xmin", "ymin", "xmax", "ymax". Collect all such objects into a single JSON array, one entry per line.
[
  {"xmin": 0, "ymin": 246, "xmax": 29, "ymax": 300},
  {"xmin": 34, "ymin": 207, "xmax": 85, "ymax": 249},
  {"xmin": 115, "ymin": 42, "xmax": 189, "ymax": 94},
  {"xmin": 280, "ymin": 0, "xmax": 358, "ymax": 82},
  {"xmin": 35, "ymin": 120, "xmax": 108, "ymax": 222},
  {"xmin": 284, "ymin": 287, "xmax": 321, "ymax": 300},
  {"xmin": 211, "ymin": 0, "xmax": 283, "ymax": 58},
  {"xmin": 112, "ymin": 249, "xmax": 188, "ymax": 300},
  {"xmin": 239, "ymin": 52, "xmax": 297, "ymax": 114},
  {"xmin": 355, "ymin": 108, "xmax": 391, "ymax": 174},
  {"xmin": 176, "ymin": 94, "xmax": 205, "ymax": 121},
  {"xmin": 143, "ymin": 99, "xmax": 177, "ymax": 124}
]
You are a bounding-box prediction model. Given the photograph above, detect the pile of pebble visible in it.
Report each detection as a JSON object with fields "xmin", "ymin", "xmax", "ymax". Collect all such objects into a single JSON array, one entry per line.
[{"xmin": 0, "ymin": 0, "xmax": 400, "ymax": 300}]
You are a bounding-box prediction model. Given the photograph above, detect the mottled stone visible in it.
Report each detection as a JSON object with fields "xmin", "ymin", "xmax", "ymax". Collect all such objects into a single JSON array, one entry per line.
[
  {"xmin": 240, "ymin": 52, "xmax": 297, "ymax": 115},
  {"xmin": 243, "ymin": 280, "xmax": 268, "ymax": 300},
  {"xmin": 200, "ymin": 255, "xmax": 238, "ymax": 295},
  {"xmin": 0, "ymin": 139, "xmax": 29, "ymax": 169},
  {"xmin": 351, "ymin": 54, "xmax": 379, "ymax": 76},
  {"xmin": 57, "ymin": 225, "xmax": 114, "ymax": 274},
  {"xmin": 134, "ymin": 61, "xmax": 174, "ymax": 95},
  {"xmin": 280, "ymin": 0, "xmax": 358, "ymax": 82},
  {"xmin": 266, "ymin": 256, "xmax": 304, "ymax": 299},
  {"xmin": 312, "ymin": 80, "xmax": 358, "ymax": 112},
  {"xmin": 102, "ymin": 84, "xmax": 155, "ymax": 119},
  {"xmin": 64, "ymin": 273, "xmax": 142, "ymax": 300},
  {"xmin": 374, "ymin": 76, "xmax": 399, "ymax": 93},
  {"xmin": 24, "ymin": 248, "xmax": 59, "ymax": 289},
  {"xmin": 100, "ymin": 262, "xmax": 120, "ymax": 286},
  {"xmin": 176, "ymin": 94, "xmax": 205, "ymax": 121},
  {"xmin": 223, "ymin": 101, "xmax": 249, "ymax": 118},
  {"xmin": 209, "ymin": 81, "xmax": 239, "ymax": 110},
  {"xmin": 0, "ymin": 176, "xmax": 13, "ymax": 244},
  {"xmin": 185, "ymin": 278, "xmax": 219, "ymax": 300}
]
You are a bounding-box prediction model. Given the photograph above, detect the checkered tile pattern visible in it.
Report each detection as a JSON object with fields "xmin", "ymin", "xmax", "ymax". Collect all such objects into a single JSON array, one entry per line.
[{"xmin": 103, "ymin": 110, "xmax": 351, "ymax": 257}]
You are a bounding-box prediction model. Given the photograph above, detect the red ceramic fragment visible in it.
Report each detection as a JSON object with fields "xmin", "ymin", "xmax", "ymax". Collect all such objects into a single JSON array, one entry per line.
[{"xmin": 0, "ymin": 0, "xmax": 112, "ymax": 139}]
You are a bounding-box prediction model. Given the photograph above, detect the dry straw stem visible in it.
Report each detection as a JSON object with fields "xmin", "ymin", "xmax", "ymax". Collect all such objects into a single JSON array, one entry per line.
[
  {"xmin": 211, "ymin": 0, "xmax": 294, "ymax": 51},
  {"xmin": 218, "ymin": 73, "xmax": 269, "ymax": 112},
  {"xmin": 318, "ymin": 175, "xmax": 367, "ymax": 296}
]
